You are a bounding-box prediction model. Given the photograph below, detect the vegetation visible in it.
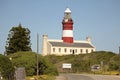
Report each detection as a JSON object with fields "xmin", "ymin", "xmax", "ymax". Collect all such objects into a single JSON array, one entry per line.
[
  {"xmin": 45, "ymin": 51, "xmax": 120, "ymax": 74},
  {"xmin": 5, "ymin": 24, "xmax": 31, "ymax": 55},
  {"xmin": 26, "ymin": 75, "xmax": 55, "ymax": 80},
  {"xmin": 109, "ymin": 54, "xmax": 120, "ymax": 71},
  {"xmin": 0, "ymin": 54, "xmax": 14, "ymax": 80},
  {"xmin": 0, "ymin": 51, "xmax": 119, "ymax": 79},
  {"xmin": 8, "ymin": 51, "xmax": 58, "ymax": 76}
]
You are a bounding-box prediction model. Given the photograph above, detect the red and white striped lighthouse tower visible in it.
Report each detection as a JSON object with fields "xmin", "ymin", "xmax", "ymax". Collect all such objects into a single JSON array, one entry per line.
[{"xmin": 62, "ymin": 8, "xmax": 74, "ymax": 43}]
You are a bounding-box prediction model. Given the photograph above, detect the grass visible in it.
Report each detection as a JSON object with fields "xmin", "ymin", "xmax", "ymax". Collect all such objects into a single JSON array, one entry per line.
[
  {"xmin": 26, "ymin": 75, "xmax": 56, "ymax": 80},
  {"xmin": 93, "ymin": 70, "xmax": 120, "ymax": 75}
]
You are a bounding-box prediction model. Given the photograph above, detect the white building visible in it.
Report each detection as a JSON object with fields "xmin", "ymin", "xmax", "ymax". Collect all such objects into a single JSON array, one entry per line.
[{"xmin": 42, "ymin": 8, "xmax": 95, "ymax": 56}]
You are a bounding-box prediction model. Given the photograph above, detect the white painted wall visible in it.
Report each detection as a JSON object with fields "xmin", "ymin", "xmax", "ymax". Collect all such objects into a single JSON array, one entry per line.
[
  {"xmin": 42, "ymin": 35, "xmax": 48, "ymax": 56},
  {"xmin": 50, "ymin": 46, "xmax": 95, "ymax": 56}
]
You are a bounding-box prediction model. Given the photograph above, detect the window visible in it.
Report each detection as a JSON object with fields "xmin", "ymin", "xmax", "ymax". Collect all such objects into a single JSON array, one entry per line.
[
  {"xmin": 64, "ymin": 48, "xmax": 67, "ymax": 53},
  {"xmin": 53, "ymin": 48, "xmax": 55, "ymax": 52},
  {"xmin": 91, "ymin": 49, "xmax": 93, "ymax": 52},
  {"xmin": 59, "ymin": 48, "xmax": 61, "ymax": 52},
  {"xmin": 86, "ymin": 49, "xmax": 88, "ymax": 53},
  {"xmin": 75, "ymin": 49, "xmax": 77, "ymax": 53},
  {"xmin": 80, "ymin": 49, "xmax": 83, "ymax": 53},
  {"xmin": 70, "ymin": 49, "xmax": 72, "ymax": 53}
]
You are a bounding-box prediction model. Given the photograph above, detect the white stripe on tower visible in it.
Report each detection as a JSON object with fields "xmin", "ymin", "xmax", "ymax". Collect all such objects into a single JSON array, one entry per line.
[{"xmin": 62, "ymin": 30, "xmax": 73, "ymax": 37}]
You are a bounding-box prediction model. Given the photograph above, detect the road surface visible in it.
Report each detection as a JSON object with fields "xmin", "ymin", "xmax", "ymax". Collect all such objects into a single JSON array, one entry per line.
[{"xmin": 56, "ymin": 74, "xmax": 120, "ymax": 80}]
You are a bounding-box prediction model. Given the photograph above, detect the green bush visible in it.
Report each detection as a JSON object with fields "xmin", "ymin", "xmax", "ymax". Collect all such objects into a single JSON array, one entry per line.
[
  {"xmin": 44, "ymin": 57, "xmax": 58, "ymax": 75},
  {"xmin": 109, "ymin": 55, "xmax": 120, "ymax": 70},
  {"xmin": 0, "ymin": 54, "xmax": 14, "ymax": 80}
]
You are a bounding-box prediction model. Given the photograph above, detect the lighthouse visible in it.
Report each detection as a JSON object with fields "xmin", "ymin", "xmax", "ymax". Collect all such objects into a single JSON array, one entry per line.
[
  {"xmin": 42, "ymin": 8, "xmax": 96, "ymax": 56},
  {"xmin": 62, "ymin": 8, "xmax": 74, "ymax": 43}
]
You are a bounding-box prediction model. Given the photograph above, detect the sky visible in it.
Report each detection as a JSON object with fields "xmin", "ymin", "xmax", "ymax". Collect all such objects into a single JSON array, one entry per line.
[{"xmin": 0, "ymin": 0, "xmax": 120, "ymax": 54}]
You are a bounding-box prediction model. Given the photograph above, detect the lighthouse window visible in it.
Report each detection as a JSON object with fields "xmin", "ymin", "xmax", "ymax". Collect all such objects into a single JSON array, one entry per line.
[{"xmin": 53, "ymin": 48, "xmax": 55, "ymax": 52}]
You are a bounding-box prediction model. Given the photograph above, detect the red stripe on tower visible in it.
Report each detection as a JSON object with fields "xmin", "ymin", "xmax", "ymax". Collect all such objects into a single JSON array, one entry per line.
[{"xmin": 62, "ymin": 8, "xmax": 74, "ymax": 43}]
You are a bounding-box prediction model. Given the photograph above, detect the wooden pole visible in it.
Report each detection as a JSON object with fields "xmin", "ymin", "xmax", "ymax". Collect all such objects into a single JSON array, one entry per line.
[
  {"xmin": 37, "ymin": 33, "xmax": 39, "ymax": 78},
  {"xmin": 119, "ymin": 46, "xmax": 120, "ymax": 54}
]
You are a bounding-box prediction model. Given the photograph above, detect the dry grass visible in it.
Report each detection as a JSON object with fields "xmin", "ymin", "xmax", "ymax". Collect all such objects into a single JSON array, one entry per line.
[
  {"xmin": 93, "ymin": 70, "xmax": 119, "ymax": 75},
  {"xmin": 26, "ymin": 75, "xmax": 55, "ymax": 80}
]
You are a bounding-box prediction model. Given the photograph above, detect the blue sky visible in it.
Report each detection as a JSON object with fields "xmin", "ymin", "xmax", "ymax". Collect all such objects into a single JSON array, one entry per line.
[{"xmin": 0, "ymin": 0, "xmax": 120, "ymax": 54}]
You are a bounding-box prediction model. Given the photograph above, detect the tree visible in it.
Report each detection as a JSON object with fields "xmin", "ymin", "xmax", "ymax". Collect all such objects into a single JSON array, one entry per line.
[
  {"xmin": 5, "ymin": 24, "xmax": 31, "ymax": 55},
  {"xmin": 0, "ymin": 54, "xmax": 14, "ymax": 80}
]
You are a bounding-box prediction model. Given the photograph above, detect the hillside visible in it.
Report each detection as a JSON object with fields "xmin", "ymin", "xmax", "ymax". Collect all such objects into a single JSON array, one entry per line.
[{"xmin": 45, "ymin": 51, "xmax": 120, "ymax": 74}]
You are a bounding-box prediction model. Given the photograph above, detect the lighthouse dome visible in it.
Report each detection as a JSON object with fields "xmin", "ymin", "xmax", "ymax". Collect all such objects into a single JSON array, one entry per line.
[{"xmin": 65, "ymin": 8, "xmax": 71, "ymax": 13}]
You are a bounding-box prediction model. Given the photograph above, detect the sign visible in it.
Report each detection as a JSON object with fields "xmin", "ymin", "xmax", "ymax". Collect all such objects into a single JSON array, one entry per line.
[
  {"xmin": 15, "ymin": 67, "xmax": 26, "ymax": 80},
  {"xmin": 62, "ymin": 63, "xmax": 72, "ymax": 69}
]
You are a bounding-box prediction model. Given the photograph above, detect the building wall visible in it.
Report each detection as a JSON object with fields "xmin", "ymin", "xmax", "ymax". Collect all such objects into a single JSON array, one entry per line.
[
  {"xmin": 47, "ymin": 41, "xmax": 51, "ymax": 55},
  {"xmin": 50, "ymin": 46, "xmax": 95, "ymax": 56}
]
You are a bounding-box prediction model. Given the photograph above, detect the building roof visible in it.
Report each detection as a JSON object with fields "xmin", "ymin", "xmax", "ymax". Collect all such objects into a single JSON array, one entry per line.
[{"xmin": 49, "ymin": 41, "xmax": 94, "ymax": 48}]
